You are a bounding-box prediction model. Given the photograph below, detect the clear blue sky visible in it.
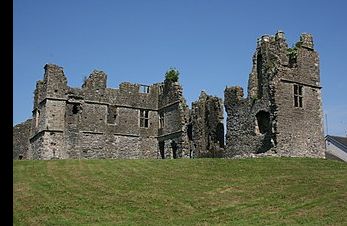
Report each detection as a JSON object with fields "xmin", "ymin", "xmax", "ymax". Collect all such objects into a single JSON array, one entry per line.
[{"xmin": 14, "ymin": 0, "xmax": 347, "ymax": 136}]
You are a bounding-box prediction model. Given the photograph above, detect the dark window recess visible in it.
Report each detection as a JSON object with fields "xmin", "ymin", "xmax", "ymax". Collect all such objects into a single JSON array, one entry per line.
[
  {"xmin": 256, "ymin": 53, "xmax": 263, "ymax": 98},
  {"xmin": 66, "ymin": 103, "xmax": 81, "ymax": 124},
  {"xmin": 187, "ymin": 124, "xmax": 193, "ymax": 140},
  {"xmin": 72, "ymin": 104, "xmax": 80, "ymax": 114},
  {"xmin": 139, "ymin": 85, "xmax": 150, "ymax": 93},
  {"xmin": 256, "ymin": 111, "xmax": 271, "ymax": 134},
  {"xmin": 216, "ymin": 123, "xmax": 225, "ymax": 148},
  {"xmin": 171, "ymin": 141, "xmax": 178, "ymax": 159},
  {"xmin": 140, "ymin": 110, "xmax": 149, "ymax": 128},
  {"xmin": 107, "ymin": 105, "xmax": 118, "ymax": 124},
  {"xmin": 159, "ymin": 141, "xmax": 165, "ymax": 159},
  {"xmin": 294, "ymin": 84, "xmax": 303, "ymax": 108}
]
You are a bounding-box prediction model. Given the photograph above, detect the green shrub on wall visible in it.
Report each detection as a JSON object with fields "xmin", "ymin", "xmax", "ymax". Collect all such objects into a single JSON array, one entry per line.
[{"xmin": 165, "ymin": 68, "xmax": 179, "ymax": 82}]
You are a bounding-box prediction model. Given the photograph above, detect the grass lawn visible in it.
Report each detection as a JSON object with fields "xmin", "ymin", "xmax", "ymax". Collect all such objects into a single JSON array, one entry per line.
[{"xmin": 13, "ymin": 157, "xmax": 347, "ymax": 225}]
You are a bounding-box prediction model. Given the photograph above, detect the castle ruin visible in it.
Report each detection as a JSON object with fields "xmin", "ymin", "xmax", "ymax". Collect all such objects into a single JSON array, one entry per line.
[
  {"xmin": 13, "ymin": 31, "xmax": 325, "ymax": 159},
  {"xmin": 224, "ymin": 31, "xmax": 325, "ymax": 157}
]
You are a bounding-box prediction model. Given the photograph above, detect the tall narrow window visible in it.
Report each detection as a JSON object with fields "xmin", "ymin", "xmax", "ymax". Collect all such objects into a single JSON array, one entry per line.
[
  {"xmin": 107, "ymin": 105, "xmax": 118, "ymax": 124},
  {"xmin": 294, "ymin": 84, "xmax": 303, "ymax": 108},
  {"xmin": 159, "ymin": 85, "xmax": 163, "ymax": 94},
  {"xmin": 159, "ymin": 112, "xmax": 164, "ymax": 129},
  {"xmin": 140, "ymin": 110, "xmax": 149, "ymax": 128},
  {"xmin": 35, "ymin": 109, "xmax": 40, "ymax": 128}
]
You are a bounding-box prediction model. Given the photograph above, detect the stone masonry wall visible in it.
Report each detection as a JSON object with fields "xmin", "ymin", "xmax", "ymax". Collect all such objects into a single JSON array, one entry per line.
[
  {"xmin": 224, "ymin": 31, "xmax": 325, "ymax": 158},
  {"xmin": 25, "ymin": 64, "xmax": 190, "ymax": 159},
  {"xmin": 158, "ymin": 79, "xmax": 190, "ymax": 158},
  {"xmin": 15, "ymin": 31, "xmax": 324, "ymax": 160},
  {"xmin": 13, "ymin": 119, "xmax": 32, "ymax": 159},
  {"xmin": 273, "ymin": 33, "xmax": 325, "ymax": 157},
  {"xmin": 191, "ymin": 91, "xmax": 224, "ymax": 157}
]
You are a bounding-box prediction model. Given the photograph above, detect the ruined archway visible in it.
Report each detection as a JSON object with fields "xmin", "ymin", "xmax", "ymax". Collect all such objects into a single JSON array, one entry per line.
[
  {"xmin": 255, "ymin": 110, "xmax": 274, "ymax": 153},
  {"xmin": 255, "ymin": 111, "xmax": 271, "ymax": 135}
]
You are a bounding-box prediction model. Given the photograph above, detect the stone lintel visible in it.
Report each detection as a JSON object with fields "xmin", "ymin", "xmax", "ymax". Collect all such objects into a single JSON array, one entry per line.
[
  {"xmin": 158, "ymin": 101, "xmax": 180, "ymax": 111},
  {"xmin": 81, "ymin": 131, "xmax": 104, "ymax": 135},
  {"xmin": 113, "ymin": 133, "xmax": 140, "ymax": 137},
  {"xmin": 280, "ymin": 79, "xmax": 321, "ymax": 89},
  {"xmin": 156, "ymin": 130, "xmax": 183, "ymax": 139}
]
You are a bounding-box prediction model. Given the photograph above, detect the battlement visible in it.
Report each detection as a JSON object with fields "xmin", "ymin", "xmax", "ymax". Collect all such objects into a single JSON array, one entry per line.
[
  {"xmin": 257, "ymin": 30, "xmax": 286, "ymax": 47},
  {"xmin": 257, "ymin": 31, "xmax": 314, "ymax": 50},
  {"xmin": 44, "ymin": 64, "xmax": 65, "ymax": 79},
  {"xmin": 299, "ymin": 33, "xmax": 314, "ymax": 49},
  {"xmin": 224, "ymin": 86, "xmax": 245, "ymax": 110},
  {"xmin": 82, "ymin": 70, "xmax": 107, "ymax": 90}
]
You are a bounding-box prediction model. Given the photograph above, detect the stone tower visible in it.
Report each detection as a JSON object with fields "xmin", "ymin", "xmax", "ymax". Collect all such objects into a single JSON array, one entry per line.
[
  {"xmin": 224, "ymin": 31, "xmax": 325, "ymax": 157},
  {"xmin": 29, "ymin": 64, "xmax": 68, "ymax": 159}
]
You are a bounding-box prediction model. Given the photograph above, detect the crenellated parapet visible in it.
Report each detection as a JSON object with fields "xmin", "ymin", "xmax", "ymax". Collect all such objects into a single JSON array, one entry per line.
[{"xmin": 82, "ymin": 70, "xmax": 107, "ymax": 90}]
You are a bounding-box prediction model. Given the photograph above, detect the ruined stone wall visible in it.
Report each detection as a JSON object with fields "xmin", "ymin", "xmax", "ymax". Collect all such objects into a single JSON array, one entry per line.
[
  {"xmin": 191, "ymin": 91, "xmax": 224, "ymax": 157},
  {"xmin": 29, "ymin": 131, "xmax": 66, "ymax": 160},
  {"xmin": 224, "ymin": 31, "xmax": 325, "ymax": 158},
  {"xmin": 224, "ymin": 87, "xmax": 259, "ymax": 156},
  {"xmin": 157, "ymin": 80, "xmax": 190, "ymax": 158},
  {"xmin": 13, "ymin": 119, "xmax": 32, "ymax": 159},
  {"xmin": 29, "ymin": 64, "xmax": 67, "ymax": 159},
  {"xmin": 15, "ymin": 31, "xmax": 324, "ymax": 160},
  {"xmin": 27, "ymin": 64, "xmax": 189, "ymax": 159}
]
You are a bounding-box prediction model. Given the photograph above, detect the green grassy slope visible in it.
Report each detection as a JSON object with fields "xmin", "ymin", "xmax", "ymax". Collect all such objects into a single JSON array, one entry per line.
[{"xmin": 14, "ymin": 158, "xmax": 347, "ymax": 225}]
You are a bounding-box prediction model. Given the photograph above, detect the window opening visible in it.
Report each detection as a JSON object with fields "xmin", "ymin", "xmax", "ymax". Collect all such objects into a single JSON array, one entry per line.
[
  {"xmin": 72, "ymin": 104, "xmax": 80, "ymax": 114},
  {"xmin": 35, "ymin": 109, "xmax": 40, "ymax": 128},
  {"xmin": 159, "ymin": 85, "xmax": 164, "ymax": 94},
  {"xmin": 107, "ymin": 105, "xmax": 118, "ymax": 124},
  {"xmin": 294, "ymin": 84, "xmax": 303, "ymax": 108},
  {"xmin": 159, "ymin": 113, "xmax": 164, "ymax": 129},
  {"xmin": 255, "ymin": 111, "xmax": 271, "ymax": 134},
  {"xmin": 187, "ymin": 124, "xmax": 193, "ymax": 140},
  {"xmin": 140, "ymin": 85, "xmax": 150, "ymax": 93},
  {"xmin": 140, "ymin": 110, "xmax": 149, "ymax": 128},
  {"xmin": 216, "ymin": 123, "xmax": 225, "ymax": 148}
]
